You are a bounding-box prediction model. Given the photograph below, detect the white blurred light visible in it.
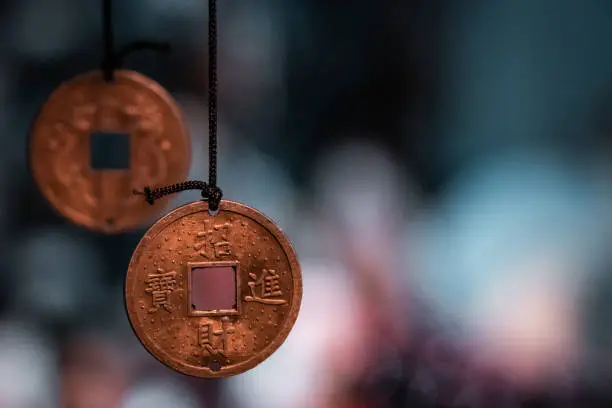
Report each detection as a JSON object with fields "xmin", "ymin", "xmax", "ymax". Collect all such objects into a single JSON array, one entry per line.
[
  {"xmin": 312, "ymin": 140, "xmax": 411, "ymax": 265},
  {"xmin": 472, "ymin": 254, "xmax": 579, "ymax": 383},
  {"xmin": 0, "ymin": 319, "xmax": 57, "ymax": 408},
  {"xmin": 417, "ymin": 151, "xmax": 611, "ymax": 384},
  {"xmin": 314, "ymin": 140, "xmax": 406, "ymax": 230},
  {"xmin": 421, "ymin": 152, "xmax": 605, "ymax": 318},
  {"xmin": 121, "ymin": 379, "xmax": 200, "ymax": 408},
  {"xmin": 310, "ymin": 139, "xmax": 417, "ymax": 318},
  {"xmin": 224, "ymin": 261, "xmax": 360, "ymax": 408}
]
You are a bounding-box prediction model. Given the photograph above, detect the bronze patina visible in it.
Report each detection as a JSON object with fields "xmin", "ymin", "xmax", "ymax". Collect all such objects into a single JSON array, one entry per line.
[
  {"xmin": 125, "ymin": 200, "xmax": 302, "ymax": 377},
  {"xmin": 29, "ymin": 69, "xmax": 191, "ymax": 233}
]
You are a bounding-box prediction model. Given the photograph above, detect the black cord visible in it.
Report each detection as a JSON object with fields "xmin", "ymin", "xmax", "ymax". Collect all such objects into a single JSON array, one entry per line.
[
  {"xmin": 101, "ymin": 0, "xmax": 173, "ymax": 83},
  {"xmin": 208, "ymin": 0, "xmax": 218, "ymax": 190},
  {"xmin": 133, "ymin": 181, "xmax": 221, "ymax": 206},
  {"xmin": 134, "ymin": 0, "xmax": 223, "ymax": 212}
]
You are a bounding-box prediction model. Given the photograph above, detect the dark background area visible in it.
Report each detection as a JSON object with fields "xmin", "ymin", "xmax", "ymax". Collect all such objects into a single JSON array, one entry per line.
[{"xmin": 2, "ymin": 0, "xmax": 612, "ymax": 407}]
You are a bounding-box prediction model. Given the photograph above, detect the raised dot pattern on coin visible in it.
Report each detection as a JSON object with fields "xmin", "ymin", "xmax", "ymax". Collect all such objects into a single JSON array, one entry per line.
[
  {"xmin": 125, "ymin": 200, "xmax": 302, "ymax": 378},
  {"xmin": 29, "ymin": 70, "xmax": 191, "ymax": 233}
]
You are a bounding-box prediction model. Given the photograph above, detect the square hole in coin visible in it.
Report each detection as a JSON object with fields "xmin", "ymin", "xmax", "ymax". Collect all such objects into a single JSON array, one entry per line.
[
  {"xmin": 189, "ymin": 262, "xmax": 240, "ymax": 316},
  {"xmin": 90, "ymin": 131, "xmax": 130, "ymax": 170}
]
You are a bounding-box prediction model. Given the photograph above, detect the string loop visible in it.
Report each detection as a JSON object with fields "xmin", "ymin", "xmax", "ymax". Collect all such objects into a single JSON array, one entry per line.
[
  {"xmin": 133, "ymin": 181, "xmax": 222, "ymax": 210},
  {"xmin": 134, "ymin": 0, "xmax": 223, "ymax": 212}
]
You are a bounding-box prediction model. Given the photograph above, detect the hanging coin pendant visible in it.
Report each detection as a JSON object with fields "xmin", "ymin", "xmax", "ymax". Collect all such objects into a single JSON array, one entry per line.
[
  {"xmin": 125, "ymin": 200, "xmax": 302, "ymax": 377},
  {"xmin": 29, "ymin": 70, "xmax": 191, "ymax": 233}
]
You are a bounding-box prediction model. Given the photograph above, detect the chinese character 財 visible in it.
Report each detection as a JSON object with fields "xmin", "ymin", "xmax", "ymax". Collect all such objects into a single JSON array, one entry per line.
[
  {"xmin": 244, "ymin": 269, "xmax": 287, "ymax": 305},
  {"xmin": 145, "ymin": 268, "xmax": 177, "ymax": 313},
  {"xmin": 193, "ymin": 222, "xmax": 232, "ymax": 258},
  {"xmin": 199, "ymin": 317, "xmax": 235, "ymax": 357}
]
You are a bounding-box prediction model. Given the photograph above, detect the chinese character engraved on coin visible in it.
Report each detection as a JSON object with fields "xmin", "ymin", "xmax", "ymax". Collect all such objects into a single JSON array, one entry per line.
[
  {"xmin": 125, "ymin": 200, "xmax": 302, "ymax": 378},
  {"xmin": 199, "ymin": 317, "xmax": 235, "ymax": 356},
  {"xmin": 145, "ymin": 268, "xmax": 178, "ymax": 313},
  {"xmin": 193, "ymin": 222, "xmax": 233, "ymax": 259},
  {"xmin": 29, "ymin": 70, "xmax": 191, "ymax": 233},
  {"xmin": 244, "ymin": 269, "xmax": 288, "ymax": 305}
]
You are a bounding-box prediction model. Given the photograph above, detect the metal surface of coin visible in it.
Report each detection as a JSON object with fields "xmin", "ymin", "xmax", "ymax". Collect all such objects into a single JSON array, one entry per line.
[
  {"xmin": 29, "ymin": 70, "xmax": 191, "ymax": 233},
  {"xmin": 125, "ymin": 200, "xmax": 302, "ymax": 377}
]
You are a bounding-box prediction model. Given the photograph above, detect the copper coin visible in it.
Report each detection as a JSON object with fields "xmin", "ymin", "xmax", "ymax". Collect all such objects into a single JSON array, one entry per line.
[
  {"xmin": 125, "ymin": 200, "xmax": 302, "ymax": 377},
  {"xmin": 29, "ymin": 70, "xmax": 191, "ymax": 233}
]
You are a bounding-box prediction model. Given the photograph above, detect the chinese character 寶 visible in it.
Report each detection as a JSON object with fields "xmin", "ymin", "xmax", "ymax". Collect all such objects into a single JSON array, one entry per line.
[{"xmin": 145, "ymin": 269, "xmax": 177, "ymax": 313}]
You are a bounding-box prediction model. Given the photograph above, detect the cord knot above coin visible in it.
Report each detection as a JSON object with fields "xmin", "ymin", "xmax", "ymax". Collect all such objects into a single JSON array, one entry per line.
[
  {"xmin": 204, "ymin": 185, "xmax": 223, "ymax": 211},
  {"xmin": 134, "ymin": 180, "xmax": 223, "ymax": 211}
]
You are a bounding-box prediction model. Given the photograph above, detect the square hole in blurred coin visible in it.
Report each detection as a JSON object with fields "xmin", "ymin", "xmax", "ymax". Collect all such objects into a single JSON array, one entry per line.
[{"xmin": 90, "ymin": 131, "xmax": 130, "ymax": 170}]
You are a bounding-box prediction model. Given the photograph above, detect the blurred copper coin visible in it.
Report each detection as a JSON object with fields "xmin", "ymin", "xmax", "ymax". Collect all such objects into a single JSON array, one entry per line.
[
  {"xmin": 125, "ymin": 200, "xmax": 302, "ymax": 378},
  {"xmin": 29, "ymin": 70, "xmax": 191, "ymax": 233}
]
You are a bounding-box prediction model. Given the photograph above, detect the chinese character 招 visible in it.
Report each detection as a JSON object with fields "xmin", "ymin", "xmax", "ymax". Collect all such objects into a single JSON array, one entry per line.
[
  {"xmin": 199, "ymin": 317, "xmax": 235, "ymax": 357},
  {"xmin": 145, "ymin": 269, "xmax": 177, "ymax": 313},
  {"xmin": 244, "ymin": 269, "xmax": 287, "ymax": 305},
  {"xmin": 193, "ymin": 222, "xmax": 232, "ymax": 258}
]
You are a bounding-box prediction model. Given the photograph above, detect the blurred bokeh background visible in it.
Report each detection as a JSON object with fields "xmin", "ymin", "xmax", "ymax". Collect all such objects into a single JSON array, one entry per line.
[{"xmin": 3, "ymin": 0, "xmax": 612, "ymax": 407}]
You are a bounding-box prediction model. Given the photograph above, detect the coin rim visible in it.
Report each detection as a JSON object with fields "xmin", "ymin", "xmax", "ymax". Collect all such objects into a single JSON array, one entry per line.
[
  {"xmin": 125, "ymin": 199, "xmax": 303, "ymax": 378},
  {"xmin": 27, "ymin": 69, "xmax": 191, "ymax": 233}
]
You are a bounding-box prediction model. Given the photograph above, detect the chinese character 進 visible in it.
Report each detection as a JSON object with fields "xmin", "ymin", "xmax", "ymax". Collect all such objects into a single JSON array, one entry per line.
[
  {"xmin": 199, "ymin": 317, "xmax": 235, "ymax": 357},
  {"xmin": 193, "ymin": 222, "xmax": 232, "ymax": 258},
  {"xmin": 244, "ymin": 269, "xmax": 287, "ymax": 305},
  {"xmin": 145, "ymin": 268, "xmax": 177, "ymax": 313}
]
